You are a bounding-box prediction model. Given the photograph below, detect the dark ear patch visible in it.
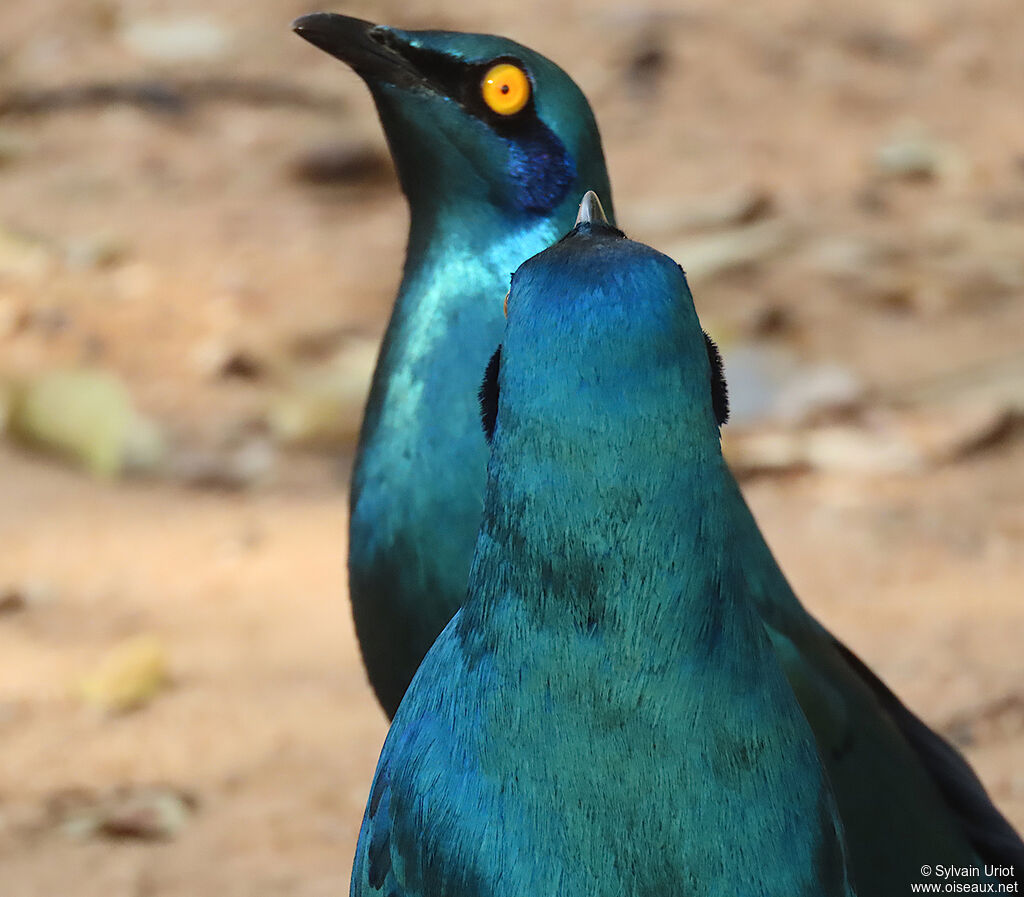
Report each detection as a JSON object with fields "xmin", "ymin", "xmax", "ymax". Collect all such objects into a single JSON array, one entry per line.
[
  {"xmin": 479, "ymin": 345, "xmax": 502, "ymax": 443},
  {"xmin": 703, "ymin": 332, "xmax": 729, "ymax": 427}
]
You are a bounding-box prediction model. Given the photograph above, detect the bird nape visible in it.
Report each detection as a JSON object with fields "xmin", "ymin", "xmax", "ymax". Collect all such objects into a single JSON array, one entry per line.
[
  {"xmin": 292, "ymin": 13, "xmax": 1024, "ymax": 895},
  {"xmin": 350, "ymin": 201, "xmax": 856, "ymax": 897}
]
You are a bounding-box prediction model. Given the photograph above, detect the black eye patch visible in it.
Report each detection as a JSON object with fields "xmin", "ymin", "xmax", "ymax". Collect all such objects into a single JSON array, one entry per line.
[
  {"xmin": 703, "ymin": 331, "xmax": 730, "ymax": 428},
  {"xmin": 479, "ymin": 344, "xmax": 502, "ymax": 443},
  {"xmin": 380, "ymin": 46, "xmax": 572, "ymax": 213},
  {"xmin": 386, "ymin": 43, "xmax": 537, "ymax": 129}
]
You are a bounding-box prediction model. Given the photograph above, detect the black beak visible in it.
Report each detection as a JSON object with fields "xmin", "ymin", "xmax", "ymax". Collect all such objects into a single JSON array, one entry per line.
[{"xmin": 291, "ymin": 13, "xmax": 424, "ymax": 89}]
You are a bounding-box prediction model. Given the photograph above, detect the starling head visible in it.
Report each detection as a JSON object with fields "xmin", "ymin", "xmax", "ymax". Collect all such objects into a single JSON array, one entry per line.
[
  {"xmin": 483, "ymin": 193, "xmax": 727, "ymax": 463},
  {"xmin": 293, "ymin": 14, "xmax": 612, "ymax": 221}
]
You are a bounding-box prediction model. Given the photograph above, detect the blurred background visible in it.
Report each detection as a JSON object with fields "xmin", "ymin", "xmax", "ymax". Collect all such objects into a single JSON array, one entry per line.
[{"xmin": 0, "ymin": 0, "xmax": 1022, "ymax": 894}]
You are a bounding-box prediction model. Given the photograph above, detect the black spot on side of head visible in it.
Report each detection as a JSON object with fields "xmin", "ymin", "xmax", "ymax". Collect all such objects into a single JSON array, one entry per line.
[
  {"xmin": 703, "ymin": 331, "xmax": 729, "ymax": 427},
  {"xmin": 479, "ymin": 345, "xmax": 502, "ymax": 443}
]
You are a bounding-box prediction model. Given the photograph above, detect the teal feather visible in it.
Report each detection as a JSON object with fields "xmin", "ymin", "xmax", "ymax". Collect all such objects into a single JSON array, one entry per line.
[
  {"xmin": 292, "ymin": 14, "xmax": 1023, "ymax": 894},
  {"xmin": 351, "ymin": 220, "xmax": 856, "ymax": 897},
  {"xmin": 293, "ymin": 15, "xmax": 611, "ymax": 715}
]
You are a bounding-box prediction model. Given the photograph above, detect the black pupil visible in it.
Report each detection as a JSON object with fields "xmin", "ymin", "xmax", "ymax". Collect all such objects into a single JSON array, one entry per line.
[{"xmin": 500, "ymin": 84, "xmax": 509, "ymax": 94}]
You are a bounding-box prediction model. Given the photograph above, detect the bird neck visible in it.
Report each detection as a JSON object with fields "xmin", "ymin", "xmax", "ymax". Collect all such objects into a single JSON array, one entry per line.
[
  {"xmin": 403, "ymin": 194, "xmax": 561, "ymax": 268},
  {"xmin": 351, "ymin": 200, "xmax": 564, "ymax": 524},
  {"xmin": 464, "ymin": 440, "xmax": 742, "ymax": 674}
]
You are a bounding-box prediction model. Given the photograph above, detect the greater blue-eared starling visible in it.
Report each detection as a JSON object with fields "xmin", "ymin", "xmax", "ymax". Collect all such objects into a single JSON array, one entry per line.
[
  {"xmin": 350, "ymin": 195, "xmax": 857, "ymax": 897},
  {"xmin": 292, "ymin": 16, "xmax": 1023, "ymax": 893}
]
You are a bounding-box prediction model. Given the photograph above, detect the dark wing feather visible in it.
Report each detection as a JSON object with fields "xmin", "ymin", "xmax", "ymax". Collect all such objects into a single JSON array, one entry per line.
[
  {"xmin": 832, "ymin": 638, "xmax": 1024, "ymax": 882},
  {"xmin": 353, "ymin": 766, "xmax": 416, "ymax": 897}
]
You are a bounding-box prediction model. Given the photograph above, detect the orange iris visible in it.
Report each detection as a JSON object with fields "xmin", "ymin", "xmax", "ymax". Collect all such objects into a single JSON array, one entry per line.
[{"xmin": 481, "ymin": 63, "xmax": 530, "ymax": 116}]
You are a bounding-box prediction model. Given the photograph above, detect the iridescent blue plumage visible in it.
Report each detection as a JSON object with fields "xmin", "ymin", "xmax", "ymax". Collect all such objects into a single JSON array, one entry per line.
[
  {"xmin": 292, "ymin": 15, "xmax": 1023, "ymax": 895},
  {"xmin": 350, "ymin": 215, "xmax": 856, "ymax": 897},
  {"xmin": 293, "ymin": 14, "xmax": 612, "ymax": 715}
]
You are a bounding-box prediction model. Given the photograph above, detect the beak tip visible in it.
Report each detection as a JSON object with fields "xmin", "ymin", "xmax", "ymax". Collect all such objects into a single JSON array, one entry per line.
[
  {"xmin": 290, "ymin": 17, "xmax": 310, "ymax": 40},
  {"xmin": 575, "ymin": 190, "xmax": 609, "ymax": 227},
  {"xmin": 290, "ymin": 12, "xmax": 324, "ymax": 37},
  {"xmin": 288, "ymin": 13, "xmax": 396, "ymax": 77}
]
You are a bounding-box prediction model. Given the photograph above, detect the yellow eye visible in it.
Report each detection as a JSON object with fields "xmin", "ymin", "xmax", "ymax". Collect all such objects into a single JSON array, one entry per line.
[
  {"xmin": 481, "ymin": 63, "xmax": 530, "ymax": 116},
  {"xmin": 503, "ymin": 290, "xmax": 510, "ymax": 318}
]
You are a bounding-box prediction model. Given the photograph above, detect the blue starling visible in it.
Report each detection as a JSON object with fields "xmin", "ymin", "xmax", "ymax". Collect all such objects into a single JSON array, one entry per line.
[
  {"xmin": 350, "ymin": 195, "xmax": 856, "ymax": 897},
  {"xmin": 292, "ymin": 17, "xmax": 1023, "ymax": 893}
]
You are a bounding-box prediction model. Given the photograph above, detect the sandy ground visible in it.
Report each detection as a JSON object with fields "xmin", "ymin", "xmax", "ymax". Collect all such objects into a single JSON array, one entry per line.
[{"xmin": 0, "ymin": 0, "xmax": 1022, "ymax": 894}]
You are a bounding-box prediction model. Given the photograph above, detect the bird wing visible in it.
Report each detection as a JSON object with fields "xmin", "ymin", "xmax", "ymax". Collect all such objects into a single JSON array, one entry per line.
[
  {"xmin": 352, "ymin": 749, "xmax": 455, "ymax": 897},
  {"xmin": 830, "ymin": 636, "xmax": 1024, "ymax": 878},
  {"xmin": 728, "ymin": 471, "xmax": 1022, "ymax": 880},
  {"xmin": 350, "ymin": 640, "xmax": 498, "ymax": 897},
  {"xmin": 351, "ymin": 763, "xmax": 408, "ymax": 897}
]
